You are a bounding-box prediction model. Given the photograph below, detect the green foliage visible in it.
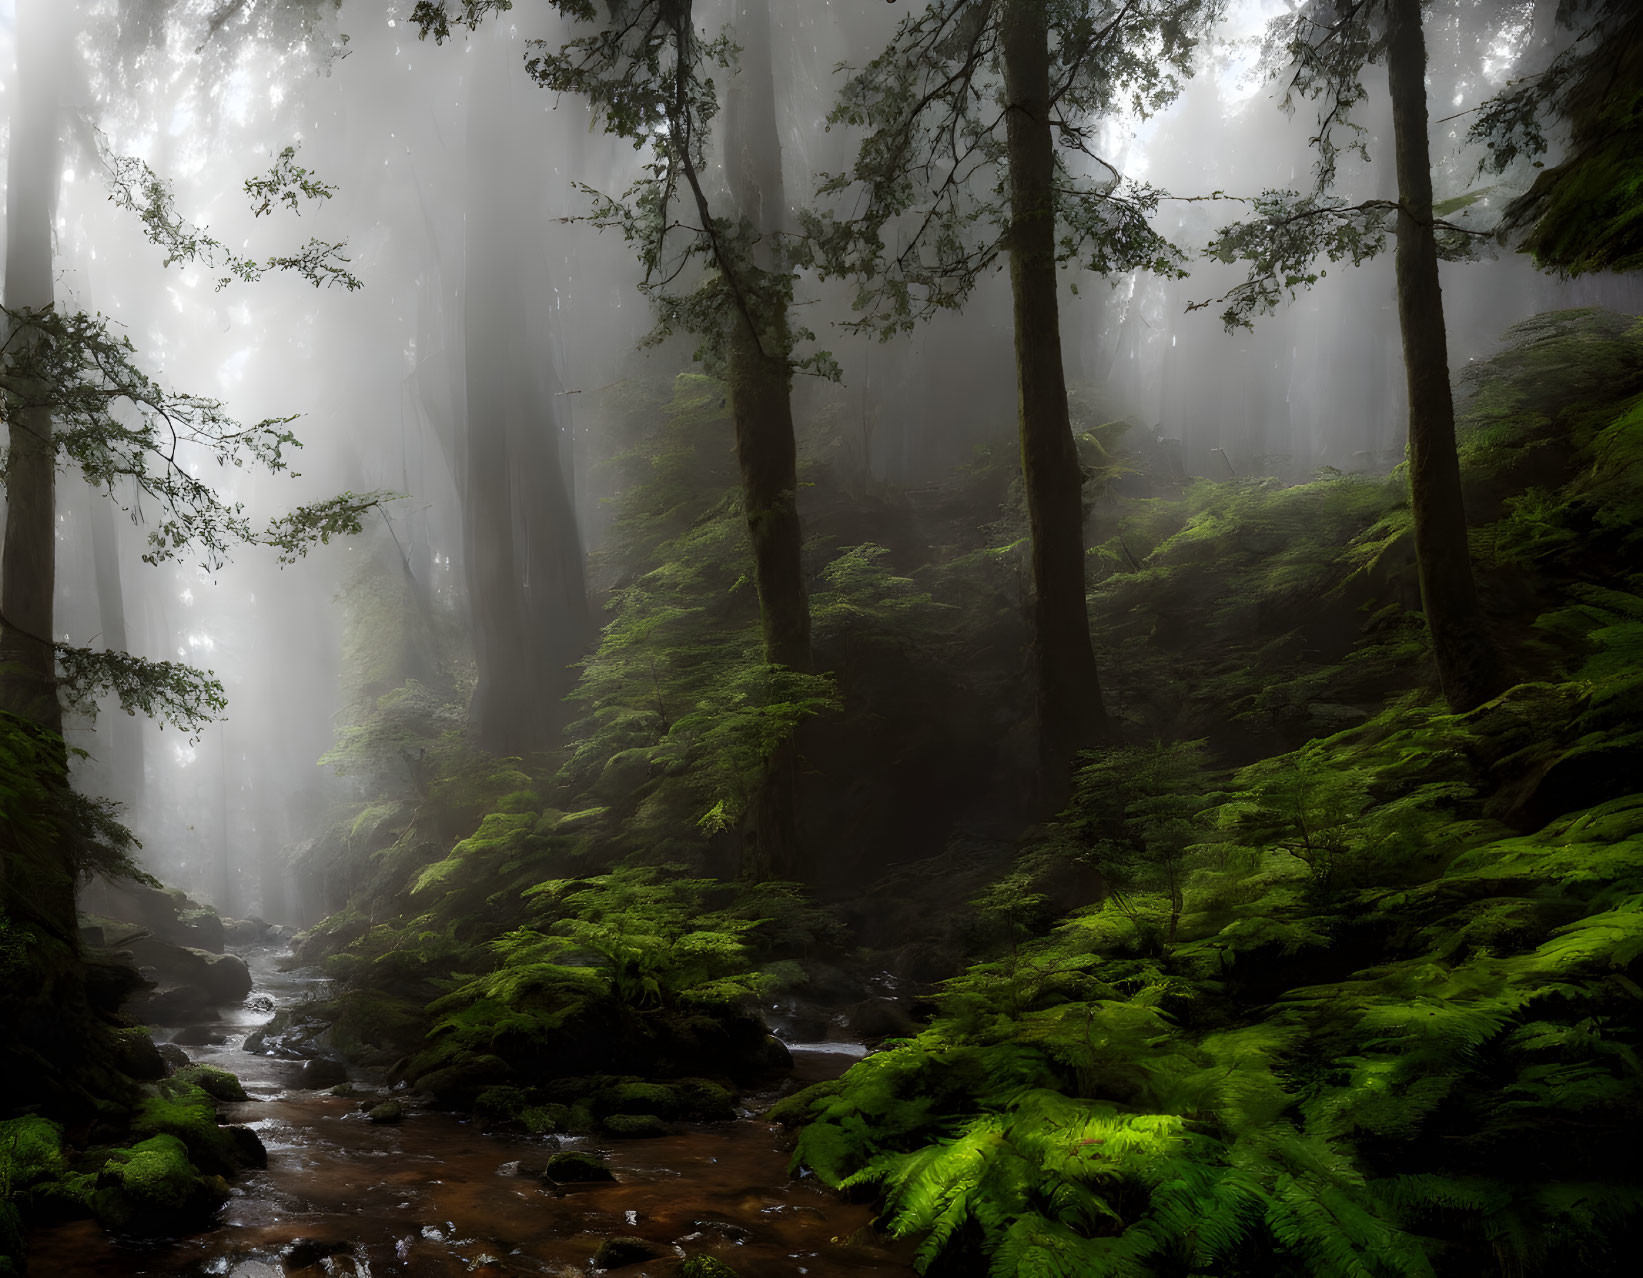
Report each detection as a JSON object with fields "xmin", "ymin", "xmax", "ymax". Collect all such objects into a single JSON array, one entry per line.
[
  {"xmin": 0, "ymin": 711, "xmax": 149, "ymax": 891},
  {"xmin": 100, "ymin": 138, "xmax": 358, "ymax": 291},
  {"xmin": 778, "ymin": 326, "xmax": 1643, "ymax": 1274},
  {"xmin": 560, "ymin": 375, "xmax": 842, "ymax": 857},
  {"xmin": 801, "ymin": 0, "xmax": 1215, "ymax": 337}
]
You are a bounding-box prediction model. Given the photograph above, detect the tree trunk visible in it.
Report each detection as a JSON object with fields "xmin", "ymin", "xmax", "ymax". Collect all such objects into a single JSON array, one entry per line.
[
  {"xmin": 1386, "ymin": 0, "xmax": 1504, "ymax": 712},
  {"xmin": 87, "ymin": 489, "xmax": 144, "ymax": 806},
  {"xmin": 724, "ymin": 0, "xmax": 812, "ymax": 882},
  {"xmin": 1001, "ymin": 0, "xmax": 1106, "ymax": 794},
  {"xmin": 0, "ymin": 0, "xmax": 64, "ymax": 742},
  {"xmin": 461, "ymin": 29, "xmax": 591, "ymax": 755}
]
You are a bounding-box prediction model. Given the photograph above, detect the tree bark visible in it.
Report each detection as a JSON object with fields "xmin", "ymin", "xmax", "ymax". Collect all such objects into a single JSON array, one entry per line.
[
  {"xmin": 723, "ymin": 0, "xmax": 811, "ymax": 676},
  {"xmin": 87, "ymin": 490, "xmax": 144, "ymax": 806},
  {"xmin": 723, "ymin": 0, "xmax": 812, "ymax": 883},
  {"xmin": 461, "ymin": 29, "xmax": 591, "ymax": 755},
  {"xmin": 1386, "ymin": 0, "xmax": 1504, "ymax": 712},
  {"xmin": 1001, "ymin": 0, "xmax": 1107, "ymax": 793},
  {"xmin": 0, "ymin": 0, "xmax": 65, "ymax": 742}
]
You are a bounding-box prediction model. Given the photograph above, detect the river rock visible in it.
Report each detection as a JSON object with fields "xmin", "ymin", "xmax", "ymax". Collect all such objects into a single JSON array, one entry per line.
[
  {"xmin": 222, "ymin": 916, "xmax": 272, "ymax": 946},
  {"xmin": 122, "ymin": 935, "xmax": 251, "ymax": 1005},
  {"xmin": 544, "ymin": 1151, "xmax": 615, "ymax": 1183},
  {"xmin": 131, "ymin": 984, "xmax": 220, "ymax": 1025},
  {"xmin": 602, "ymin": 1113, "xmax": 666, "ymax": 1139},
  {"xmin": 157, "ymin": 1042, "xmax": 191, "ymax": 1071},
  {"xmin": 365, "ymin": 1100, "xmax": 404, "ymax": 1124},
  {"xmin": 109, "ymin": 1028, "xmax": 168, "ymax": 1081},
  {"xmin": 245, "ymin": 1010, "xmax": 333, "ymax": 1059},
  {"xmin": 82, "ymin": 952, "xmax": 153, "ymax": 1015},
  {"xmin": 592, "ymin": 1236, "xmax": 664, "ymax": 1268},
  {"xmin": 294, "ymin": 1058, "xmax": 348, "ymax": 1090}
]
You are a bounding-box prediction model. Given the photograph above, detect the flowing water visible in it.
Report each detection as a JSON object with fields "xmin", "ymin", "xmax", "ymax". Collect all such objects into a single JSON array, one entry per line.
[{"xmin": 28, "ymin": 950, "xmax": 915, "ymax": 1277}]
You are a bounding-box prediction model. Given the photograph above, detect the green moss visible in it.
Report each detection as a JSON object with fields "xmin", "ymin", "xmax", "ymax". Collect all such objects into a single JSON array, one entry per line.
[
  {"xmin": 132, "ymin": 1080, "xmax": 263, "ymax": 1176},
  {"xmin": 171, "ymin": 1065, "xmax": 248, "ymax": 1103},
  {"xmin": 91, "ymin": 1135, "xmax": 227, "ymax": 1234},
  {"xmin": 0, "ymin": 1116, "xmax": 66, "ymax": 1192},
  {"xmin": 602, "ymin": 1112, "xmax": 667, "ymax": 1139},
  {"xmin": 543, "ymin": 1151, "xmax": 614, "ymax": 1183}
]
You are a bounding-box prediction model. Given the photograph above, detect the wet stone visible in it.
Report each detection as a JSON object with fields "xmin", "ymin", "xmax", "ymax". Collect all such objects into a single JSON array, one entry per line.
[
  {"xmin": 366, "ymin": 1100, "xmax": 404, "ymax": 1124},
  {"xmin": 592, "ymin": 1235, "xmax": 665, "ymax": 1268},
  {"xmin": 157, "ymin": 1042, "xmax": 191, "ymax": 1071},
  {"xmin": 543, "ymin": 1151, "xmax": 615, "ymax": 1183},
  {"xmin": 602, "ymin": 1112, "xmax": 667, "ymax": 1139},
  {"xmin": 294, "ymin": 1058, "xmax": 348, "ymax": 1090},
  {"xmin": 687, "ymin": 1219, "xmax": 750, "ymax": 1244}
]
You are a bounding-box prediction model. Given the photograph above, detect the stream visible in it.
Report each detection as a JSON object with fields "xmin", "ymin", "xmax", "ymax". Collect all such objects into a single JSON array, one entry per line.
[{"xmin": 28, "ymin": 948, "xmax": 916, "ymax": 1277}]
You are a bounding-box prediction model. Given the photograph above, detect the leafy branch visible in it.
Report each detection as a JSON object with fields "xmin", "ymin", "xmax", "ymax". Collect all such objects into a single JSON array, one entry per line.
[
  {"xmin": 99, "ymin": 139, "xmax": 360, "ymax": 291},
  {"xmin": 0, "ymin": 304, "xmax": 387, "ymax": 570}
]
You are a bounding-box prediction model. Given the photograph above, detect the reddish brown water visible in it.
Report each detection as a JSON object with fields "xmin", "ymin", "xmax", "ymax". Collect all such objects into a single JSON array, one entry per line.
[{"xmin": 27, "ymin": 952, "xmax": 914, "ymax": 1277}]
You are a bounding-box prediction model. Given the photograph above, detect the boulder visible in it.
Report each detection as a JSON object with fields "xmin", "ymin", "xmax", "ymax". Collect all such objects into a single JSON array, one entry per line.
[
  {"xmin": 109, "ymin": 1028, "xmax": 168, "ymax": 1082},
  {"xmin": 602, "ymin": 1113, "xmax": 666, "ymax": 1139},
  {"xmin": 122, "ymin": 936, "xmax": 251, "ymax": 1006},
  {"xmin": 543, "ymin": 1151, "xmax": 615, "ymax": 1183},
  {"xmin": 174, "ymin": 1064, "xmax": 249, "ymax": 1102},
  {"xmin": 131, "ymin": 985, "xmax": 220, "ymax": 1025},
  {"xmin": 157, "ymin": 1043, "xmax": 191, "ymax": 1072},
  {"xmin": 82, "ymin": 953, "xmax": 153, "ymax": 1015},
  {"xmin": 365, "ymin": 1100, "xmax": 404, "ymax": 1124},
  {"xmin": 198, "ymin": 951, "xmax": 253, "ymax": 1003},
  {"xmin": 222, "ymin": 916, "xmax": 272, "ymax": 946},
  {"xmin": 90, "ymin": 1134, "xmax": 229, "ymax": 1235}
]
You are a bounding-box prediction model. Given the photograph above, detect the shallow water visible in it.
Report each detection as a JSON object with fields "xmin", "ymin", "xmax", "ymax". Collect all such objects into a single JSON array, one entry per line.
[{"xmin": 28, "ymin": 949, "xmax": 913, "ymax": 1277}]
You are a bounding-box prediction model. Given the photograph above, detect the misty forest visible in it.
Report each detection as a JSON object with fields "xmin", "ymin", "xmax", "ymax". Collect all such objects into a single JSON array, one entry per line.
[{"xmin": 2, "ymin": 0, "xmax": 1642, "ymax": 1274}]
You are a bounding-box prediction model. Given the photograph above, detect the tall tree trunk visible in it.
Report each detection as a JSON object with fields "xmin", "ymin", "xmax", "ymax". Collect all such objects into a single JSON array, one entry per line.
[
  {"xmin": 1386, "ymin": 0, "xmax": 1503, "ymax": 712},
  {"xmin": 0, "ymin": 0, "xmax": 64, "ymax": 742},
  {"xmin": 1001, "ymin": 0, "xmax": 1106, "ymax": 794},
  {"xmin": 213, "ymin": 725, "xmax": 237, "ymax": 918},
  {"xmin": 723, "ymin": 0, "xmax": 811, "ymax": 676},
  {"xmin": 87, "ymin": 489, "xmax": 144, "ymax": 806},
  {"xmin": 724, "ymin": 0, "xmax": 812, "ymax": 882},
  {"xmin": 461, "ymin": 30, "xmax": 591, "ymax": 755}
]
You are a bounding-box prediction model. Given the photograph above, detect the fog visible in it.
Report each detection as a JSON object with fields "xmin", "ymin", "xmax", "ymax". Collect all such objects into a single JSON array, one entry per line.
[{"xmin": 3, "ymin": 0, "xmax": 1637, "ymax": 924}]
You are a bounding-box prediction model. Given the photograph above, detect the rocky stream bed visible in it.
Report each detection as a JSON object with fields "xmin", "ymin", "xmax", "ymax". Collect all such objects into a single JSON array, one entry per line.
[{"xmin": 27, "ymin": 944, "xmax": 915, "ymax": 1277}]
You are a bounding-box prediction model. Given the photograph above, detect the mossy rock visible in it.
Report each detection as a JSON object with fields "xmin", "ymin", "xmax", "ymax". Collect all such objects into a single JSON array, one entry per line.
[
  {"xmin": 366, "ymin": 1100, "xmax": 405, "ymax": 1124},
  {"xmin": 172, "ymin": 1065, "xmax": 248, "ymax": 1102},
  {"xmin": 543, "ymin": 1151, "xmax": 614, "ymax": 1183},
  {"xmin": 91, "ymin": 1134, "xmax": 228, "ymax": 1234},
  {"xmin": 108, "ymin": 1027, "xmax": 168, "ymax": 1081},
  {"xmin": 593, "ymin": 1077, "xmax": 736, "ymax": 1122},
  {"xmin": 134, "ymin": 1081, "xmax": 266, "ymax": 1175},
  {"xmin": 602, "ymin": 1112, "xmax": 667, "ymax": 1139},
  {"xmin": 0, "ymin": 1115, "xmax": 66, "ymax": 1191},
  {"xmin": 592, "ymin": 1235, "xmax": 664, "ymax": 1268},
  {"xmin": 410, "ymin": 1052, "xmax": 512, "ymax": 1107}
]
